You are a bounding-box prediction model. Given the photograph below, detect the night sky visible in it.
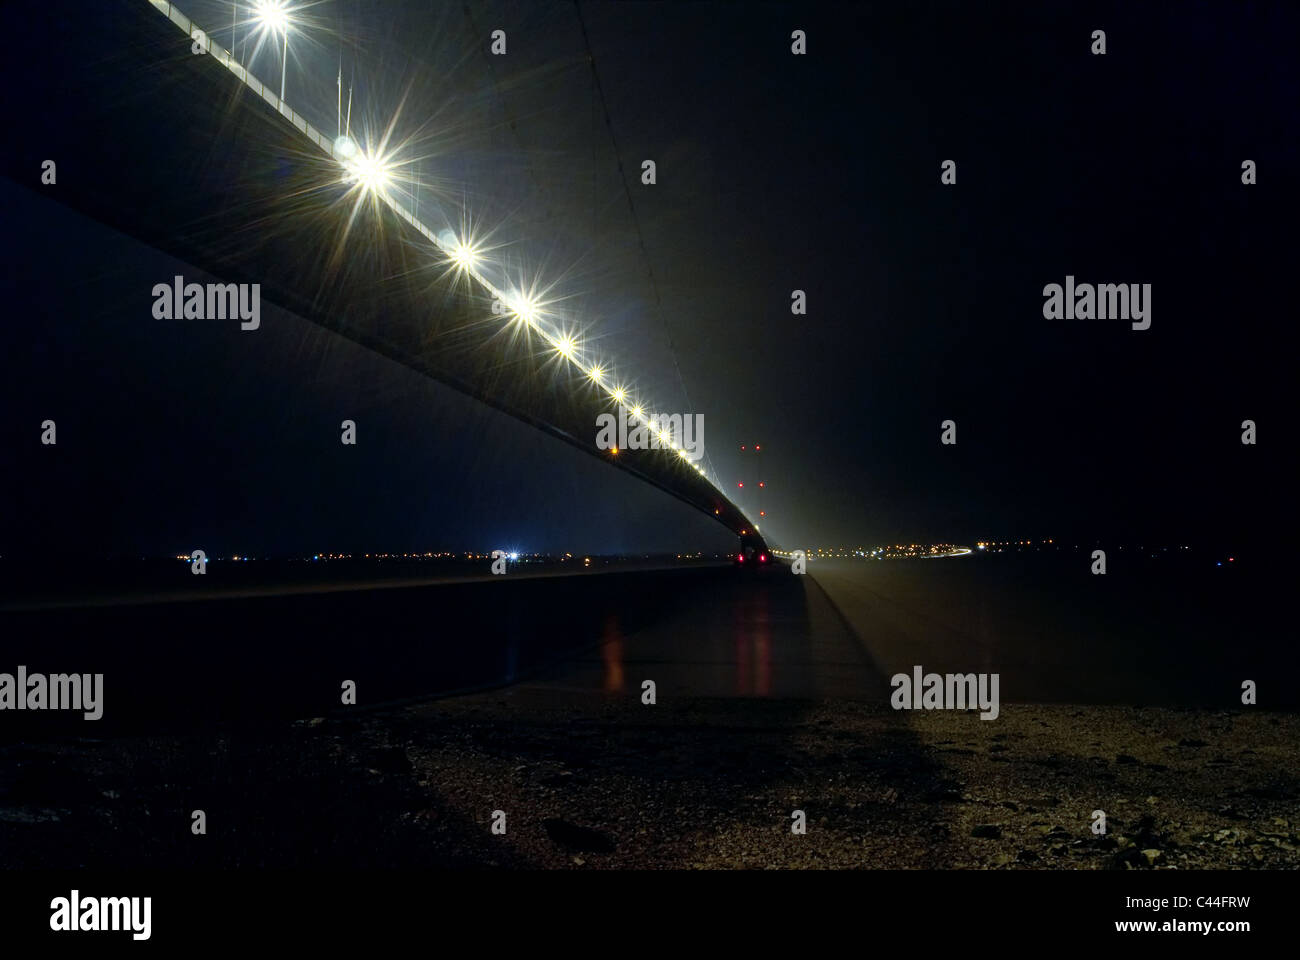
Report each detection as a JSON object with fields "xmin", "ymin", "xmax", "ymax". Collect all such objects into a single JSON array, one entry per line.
[{"xmin": 1, "ymin": 1, "xmax": 1295, "ymax": 557}]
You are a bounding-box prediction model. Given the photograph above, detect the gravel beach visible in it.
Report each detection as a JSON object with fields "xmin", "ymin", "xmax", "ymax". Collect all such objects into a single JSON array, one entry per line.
[{"xmin": 3, "ymin": 688, "xmax": 1294, "ymax": 869}]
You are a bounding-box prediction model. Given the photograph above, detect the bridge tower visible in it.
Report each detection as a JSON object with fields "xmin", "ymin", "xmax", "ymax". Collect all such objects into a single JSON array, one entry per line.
[{"xmin": 736, "ymin": 443, "xmax": 770, "ymax": 564}]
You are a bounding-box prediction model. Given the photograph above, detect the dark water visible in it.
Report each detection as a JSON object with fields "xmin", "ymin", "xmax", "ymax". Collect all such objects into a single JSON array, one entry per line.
[
  {"xmin": 0, "ymin": 563, "xmax": 745, "ymax": 741},
  {"xmin": 1, "ymin": 550, "xmax": 1292, "ymax": 743},
  {"xmin": 811, "ymin": 550, "xmax": 1296, "ymax": 710}
]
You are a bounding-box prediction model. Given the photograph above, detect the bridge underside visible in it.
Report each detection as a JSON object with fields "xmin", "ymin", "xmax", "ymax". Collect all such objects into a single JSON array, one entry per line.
[{"xmin": 2, "ymin": 0, "xmax": 765, "ymax": 552}]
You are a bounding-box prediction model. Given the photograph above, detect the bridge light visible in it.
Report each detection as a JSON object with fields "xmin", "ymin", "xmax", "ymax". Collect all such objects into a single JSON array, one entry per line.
[
  {"xmin": 342, "ymin": 147, "xmax": 394, "ymax": 195},
  {"xmin": 612, "ymin": 387, "xmax": 627, "ymax": 403},
  {"xmin": 449, "ymin": 240, "xmax": 482, "ymax": 272},
  {"xmin": 353, "ymin": 153, "xmax": 392, "ymax": 192},
  {"xmin": 253, "ymin": 0, "xmax": 293, "ymax": 34},
  {"xmin": 631, "ymin": 406, "xmax": 644, "ymax": 420},
  {"xmin": 508, "ymin": 293, "xmax": 540, "ymax": 326},
  {"xmin": 252, "ymin": 1, "xmax": 298, "ymax": 101},
  {"xmin": 143, "ymin": 3, "xmax": 731, "ymax": 520}
]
